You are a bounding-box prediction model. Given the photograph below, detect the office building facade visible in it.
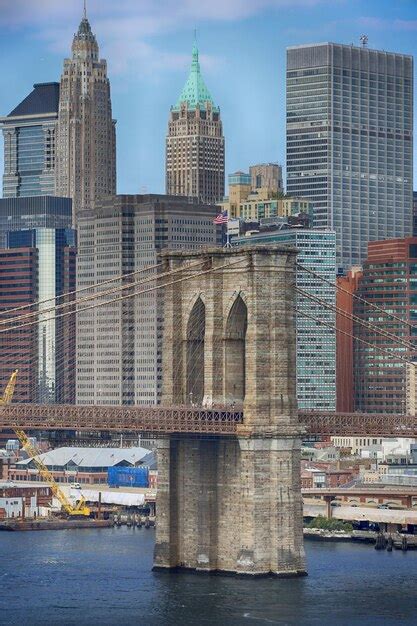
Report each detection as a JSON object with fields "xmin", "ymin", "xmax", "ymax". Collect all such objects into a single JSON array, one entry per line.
[
  {"xmin": 354, "ymin": 238, "xmax": 417, "ymax": 414},
  {"xmin": 166, "ymin": 43, "xmax": 225, "ymax": 205},
  {"xmin": 336, "ymin": 267, "xmax": 362, "ymax": 412},
  {"xmin": 76, "ymin": 194, "xmax": 220, "ymax": 406},
  {"xmin": 222, "ymin": 168, "xmax": 311, "ymax": 222},
  {"xmin": 0, "ymin": 247, "xmax": 38, "ymax": 403},
  {"xmin": 249, "ymin": 163, "xmax": 283, "ymax": 195},
  {"xmin": 286, "ymin": 43, "xmax": 413, "ymax": 270},
  {"xmin": 0, "ymin": 228, "xmax": 76, "ymax": 404},
  {"xmin": 0, "ymin": 196, "xmax": 72, "ymax": 248},
  {"xmin": 234, "ymin": 228, "xmax": 336, "ymax": 410},
  {"xmin": 55, "ymin": 11, "xmax": 116, "ymax": 224},
  {"xmin": 1, "ymin": 82, "xmax": 60, "ymax": 198}
]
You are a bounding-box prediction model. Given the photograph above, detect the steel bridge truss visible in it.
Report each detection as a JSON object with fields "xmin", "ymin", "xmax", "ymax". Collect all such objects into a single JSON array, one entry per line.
[
  {"xmin": 0, "ymin": 404, "xmax": 243, "ymax": 436},
  {"xmin": 1, "ymin": 404, "xmax": 417, "ymax": 437},
  {"xmin": 299, "ymin": 411, "xmax": 417, "ymax": 438}
]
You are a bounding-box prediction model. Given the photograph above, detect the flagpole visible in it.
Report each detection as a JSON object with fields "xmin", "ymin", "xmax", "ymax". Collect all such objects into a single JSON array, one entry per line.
[{"xmin": 225, "ymin": 226, "xmax": 231, "ymax": 248}]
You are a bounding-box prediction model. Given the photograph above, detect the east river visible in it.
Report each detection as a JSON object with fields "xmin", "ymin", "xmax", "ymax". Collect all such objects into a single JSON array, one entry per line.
[{"xmin": 1, "ymin": 528, "xmax": 417, "ymax": 625}]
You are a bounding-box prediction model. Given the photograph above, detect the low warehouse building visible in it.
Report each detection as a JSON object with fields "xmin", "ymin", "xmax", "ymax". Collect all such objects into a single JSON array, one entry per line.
[{"xmin": 9, "ymin": 447, "xmax": 155, "ymax": 486}]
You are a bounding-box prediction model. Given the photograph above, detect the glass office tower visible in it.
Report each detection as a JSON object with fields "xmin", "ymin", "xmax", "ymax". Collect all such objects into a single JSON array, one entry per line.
[
  {"xmin": 286, "ymin": 43, "xmax": 413, "ymax": 271},
  {"xmin": 0, "ymin": 82, "xmax": 60, "ymax": 197},
  {"xmin": 0, "ymin": 196, "xmax": 72, "ymax": 248},
  {"xmin": 234, "ymin": 228, "xmax": 337, "ymax": 411}
]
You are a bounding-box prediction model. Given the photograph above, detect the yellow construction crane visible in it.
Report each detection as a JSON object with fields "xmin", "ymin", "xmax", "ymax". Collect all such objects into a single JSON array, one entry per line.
[
  {"xmin": 1, "ymin": 370, "xmax": 90, "ymax": 518},
  {"xmin": 0, "ymin": 369, "xmax": 19, "ymax": 406}
]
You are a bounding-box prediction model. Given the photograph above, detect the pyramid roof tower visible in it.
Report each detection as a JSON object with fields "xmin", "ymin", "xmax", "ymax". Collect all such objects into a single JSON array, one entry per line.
[{"xmin": 173, "ymin": 42, "xmax": 218, "ymax": 112}]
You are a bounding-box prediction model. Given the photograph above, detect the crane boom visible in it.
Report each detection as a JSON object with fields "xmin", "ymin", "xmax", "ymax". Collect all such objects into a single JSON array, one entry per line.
[
  {"xmin": 1, "ymin": 370, "xmax": 90, "ymax": 517},
  {"xmin": 14, "ymin": 428, "xmax": 90, "ymax": 516},
  {"xmin": 0, "ymin": 369, "xmax": 18, "ymax": 406}
]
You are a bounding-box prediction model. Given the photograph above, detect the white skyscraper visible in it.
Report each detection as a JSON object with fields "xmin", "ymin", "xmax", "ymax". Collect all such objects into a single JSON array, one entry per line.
[{"xmin": 286, "ymin": 42, "xmax": 413, "ymax": 270}]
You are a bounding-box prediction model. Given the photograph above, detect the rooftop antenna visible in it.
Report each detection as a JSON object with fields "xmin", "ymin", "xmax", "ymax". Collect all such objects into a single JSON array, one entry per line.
[
  {"xmin": 83, "ymin": 0, "xmax": 87, "ymax": 19},
  {"xmin": 360, "ymin": 34, "xmax": 368, "ymax": 48}
]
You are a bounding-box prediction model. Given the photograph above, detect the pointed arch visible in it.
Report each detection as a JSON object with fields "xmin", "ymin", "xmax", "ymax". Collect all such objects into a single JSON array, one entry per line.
[
  {"xmin": 225, "ymin": 294, "xmax": 247, "ymax": 403},
  {"xmin": 186, "ymin": 297, "xmax": 205, "ymax": 405}
]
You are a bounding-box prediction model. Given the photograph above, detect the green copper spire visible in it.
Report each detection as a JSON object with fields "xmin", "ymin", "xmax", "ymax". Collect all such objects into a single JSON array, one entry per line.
[{"xmin": 174, "ymin": 41, "xmax": 218, "ymax": 112}]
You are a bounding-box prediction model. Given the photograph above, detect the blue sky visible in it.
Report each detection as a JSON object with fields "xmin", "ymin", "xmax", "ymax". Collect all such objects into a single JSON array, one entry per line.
[{"xmin": 0, "ymin": 0, "xmax": 416, "ymax": 195}]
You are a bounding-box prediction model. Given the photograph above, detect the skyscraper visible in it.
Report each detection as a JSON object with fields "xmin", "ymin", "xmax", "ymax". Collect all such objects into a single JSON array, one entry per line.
[
  {"xmin": 55, "ymin": 9, "xmax": 116, "ymax": 225},
  {"xmin": 0, "ymin": 228, "xmax": 76, "ymax": 404},
  {"xmin": 76, "ymin": 194, "xmax": 220, "ymax": 406},
  {"xmin": 0, "ymin": 82, "xmax": 60, "ymax": 197},
  {"xmin": 354, "ymin": 238, "xmax": 417, "ymax": 414},
  {"xmin": 166, "ymin": 42, "xmax": 225, "ymax": 205},
  {"xmin": 234, "ymin": 228, "xmax": 337, "ymax": 411},
  {"xmin": 0, "ymin": 247, "xmax": 38, "ymax": 403},
  {"xmin": 286, "ymin": 42, "xmax": 413, "ymax": 270},
  {"xmin": 0, "ymin": 196, "xmax": 72, "ymax": 248}
]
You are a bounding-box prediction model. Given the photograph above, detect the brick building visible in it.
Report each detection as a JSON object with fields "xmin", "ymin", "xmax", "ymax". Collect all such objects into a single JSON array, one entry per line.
[
  {"xmin": 0, "ymin": 248, "xmax": 38, "ymax": 403},
  {"xmin": 0, "ymin": 228, "xmax": 76, "ymax": 404},
  {"xmin": 336, "ymin": 267, "xmax": 362, "ymax": 412},
  {"xmin": 354, "ymin": 238, "xmax": 417, "ymax": 414}
]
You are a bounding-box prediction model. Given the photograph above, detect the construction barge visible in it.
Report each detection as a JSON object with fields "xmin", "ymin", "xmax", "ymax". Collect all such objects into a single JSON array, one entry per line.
[{"xmin": 0, "ymin": 519, "xmax": 113, "ymax": 532}]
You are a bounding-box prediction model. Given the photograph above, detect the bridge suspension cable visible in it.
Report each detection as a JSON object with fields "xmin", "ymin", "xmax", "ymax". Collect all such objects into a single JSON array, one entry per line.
[
  {"xmin": 0, "ymin": 257, "xmax": 247, "ymax": 335},
  {"xmin": 0, "ymin": 256, "xmax": 248, "ymax": 403},
  {"xmin": 0, "ymin": 260, "xmax": 164, "ymax": 319},
  {"xmin": 295, "ymin": 285, "xmax": 417, "ymax": 353},
  {"xmin": 0, "ymin": 258, "xmax": 204, "ymax": 329},
  {"xmin": 294, "ymin": 307, "xmax": 415, "ymax": 366},
  {"xmin": 2, "ymin": 254, "xmax": 415, "ymax": 406},
  {"xmin": 296, "ymin": 262, "xmax": 417, "ymax": 332}
]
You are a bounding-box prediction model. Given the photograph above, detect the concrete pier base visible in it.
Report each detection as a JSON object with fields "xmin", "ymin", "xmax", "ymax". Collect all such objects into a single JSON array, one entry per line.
[{"xmin": 153, "ymin": 436, "xmax": 306, "ymax": 576}]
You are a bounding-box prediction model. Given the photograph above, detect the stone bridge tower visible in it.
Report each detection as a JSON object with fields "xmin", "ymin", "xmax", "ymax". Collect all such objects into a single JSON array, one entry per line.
[{"xmin": 154, "ymin": 246, "xmax": 306, "ymax": 576}]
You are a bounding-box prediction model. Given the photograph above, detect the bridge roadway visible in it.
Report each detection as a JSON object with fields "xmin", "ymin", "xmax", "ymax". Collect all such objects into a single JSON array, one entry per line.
[
  {"xmin": 303, "ymin": 487, "xmax": 417, "ymax": 501},
  {"xmin": 0, "ymin": 404, "xmax": 417, "ymax": 437}
]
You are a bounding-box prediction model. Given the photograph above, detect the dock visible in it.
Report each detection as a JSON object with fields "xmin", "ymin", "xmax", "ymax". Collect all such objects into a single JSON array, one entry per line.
[{"xmin": 0, "ymin": 519, "xmax": 113, "ymax": 531}]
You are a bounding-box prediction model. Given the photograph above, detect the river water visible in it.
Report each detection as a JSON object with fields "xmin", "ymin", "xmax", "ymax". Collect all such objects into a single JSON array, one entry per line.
[{"xmin": 1, "ymin": 528, "xmax": 416, "ymax": 625}]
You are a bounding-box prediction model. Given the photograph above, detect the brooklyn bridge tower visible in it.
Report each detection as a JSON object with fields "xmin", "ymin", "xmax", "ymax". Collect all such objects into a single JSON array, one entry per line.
[
  {"xmin": 55, "ymin": 6, "xmax": 116, "ymax": 224},
  {"xmin": 166, "ymin": 41, "xmax": 225, "ymax": 205}
]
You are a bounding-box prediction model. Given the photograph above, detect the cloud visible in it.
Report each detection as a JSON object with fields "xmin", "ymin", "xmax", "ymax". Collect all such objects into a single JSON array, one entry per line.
[
  {"xmin": 0, "ymin": 0, "xmax": 340, "ymax": 27},
  {"xmin": 0, "ymin": 0, "xmax": 339, "ymax": 75},
  {"xmin": 359, "ymin": 16, "xmax": 417, "ymax": 32}
]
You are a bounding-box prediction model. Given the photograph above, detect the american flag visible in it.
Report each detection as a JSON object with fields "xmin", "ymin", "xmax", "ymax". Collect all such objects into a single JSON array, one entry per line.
[{"xmin": 213, "ymin": 211, "xmax": 228, "ymax": 225}]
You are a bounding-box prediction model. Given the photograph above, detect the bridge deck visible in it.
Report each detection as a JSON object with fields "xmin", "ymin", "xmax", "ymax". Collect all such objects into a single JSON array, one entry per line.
[
  {"xmin": 0, "ymin": 404, "xmax": 243, "ymax": 435},
  {"xmin": 0, "ymin": 405, "xmax": 416, "ymax": 437},
  {"xmin": 300, "ymin": 410, "xmax": 417, "ymax": 438}
]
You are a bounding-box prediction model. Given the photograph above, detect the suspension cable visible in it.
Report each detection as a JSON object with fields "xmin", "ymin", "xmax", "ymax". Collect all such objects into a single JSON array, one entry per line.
[
  {"xmin": 296, "ymin": 286, "xmax": 417, "ymax": 353},
  {"xmin": 296, "ymin": 262, "xmax": 416, "ymax": 332},
  {"xmin": 0, "ymin": 260, "xmax": 164, "ymax": 318},
  {"xmin": 0, "ymin": 258, "xmax": 204, "ymax": 328},
  {"xmin": 295, "ymin": 307, "xmax": 414, "ymax": 367},
  {"xmin": 0, "ymin": 257, "xmax": 248, "ymax": 335}
]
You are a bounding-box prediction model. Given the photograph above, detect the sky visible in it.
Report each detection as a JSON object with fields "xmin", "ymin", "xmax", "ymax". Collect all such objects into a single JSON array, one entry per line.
[{"xmin": 0, "ymin": 0, "xmax": 417, "ymax": 195}]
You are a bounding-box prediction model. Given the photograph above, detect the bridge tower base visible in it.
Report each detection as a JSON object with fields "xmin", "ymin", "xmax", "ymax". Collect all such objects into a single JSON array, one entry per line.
[
  {"xmin": 154, "ymin": 247, "xmax": 306, "ymax": 576},
  {"xmin": 154, "ymin": 436, "xmax": 306, "ymax": 577}
]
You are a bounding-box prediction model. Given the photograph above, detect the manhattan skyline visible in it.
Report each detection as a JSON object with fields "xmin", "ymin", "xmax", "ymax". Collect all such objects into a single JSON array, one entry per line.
[{"xmin": 0, "ymin": 0, "xmax": 416, "ymax": 195}]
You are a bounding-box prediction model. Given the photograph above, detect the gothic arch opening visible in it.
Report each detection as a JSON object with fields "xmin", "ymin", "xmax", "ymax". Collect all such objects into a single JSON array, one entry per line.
[
  {"xmin": 225, "ymin": 295, "xmax": 247, "ymax": 404},
  {"xmin": 186, "ymin": 297, "xmax": 205, "ymax": 405}
]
